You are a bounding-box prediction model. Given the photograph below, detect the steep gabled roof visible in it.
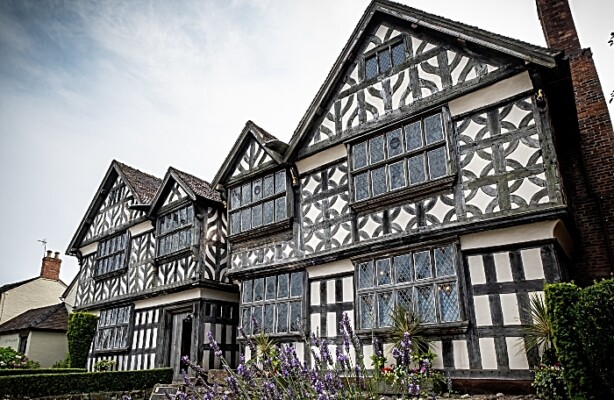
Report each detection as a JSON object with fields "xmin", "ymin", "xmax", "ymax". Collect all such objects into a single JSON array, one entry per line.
[
  {"xmin": 66, "ymin": 160, "xmax": 162, "ymax": 255},
  {"xmin": 0, "ymin": 304, "xmax": 68, "ymax": 334},
  {"xmin": 284, "ymin": 0, "xmax": 561, "ymax": 160},
  {"xmin": 0, "ymin": 277, "xmax": 38, "ymax": 295},
  {"xmin": 148, "ymin": 167, "xmax": 222, "ymax": 214},
  {"xmin": 212, "ymin": 120, "xmax": 288, "ymax": 187}
]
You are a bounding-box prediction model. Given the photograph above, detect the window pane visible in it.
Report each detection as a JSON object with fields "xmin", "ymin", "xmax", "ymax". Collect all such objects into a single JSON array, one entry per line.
[
  {"xmin": 265, "ymin": 276, "xmax": 277, "ymax": 300},
  {"xmin": 230, "ymin": 212, "xmax": 241, "ymax": 235},
  {"xmin": 391, "ymin": 42, "xmax": 405, "ymax": 66},
  {"xmin": 252, "ymin": 204, "xmax": 262, "ymax": 228},
  {"xmin": 242, "ymin": 183, "xmax": 251, "ymax": 205},
  {"xmin": 360, "ymin": 294, "xmax": 375, "ymax": 329},
  {"xmin": 354, "ymin": 172, "xmax": 369, "ymax": 201},
  {"xmin": 179, "ymin": 207, "xmax": 187, "ymax": 226},
  {"xmin": 387, "ymin": 128, "xmax": 404, "ymax": 158},
  {"xmin": 394, "ymin": 254, "xmax": 413, "ymax": 283},
  {"xmin": 275, "ymin": 171, "xmax": 285, "ymax": 194},
  {"xmin": 263, "ymin": 201, "xmax": 274, "ymax": 225},
  {"xmin": 439, "ymin": 282, "xmax": 460, "ymax": 322},
  {"xmin": 358, "ymin": 261, "xmax": 374, "ymax": 289},
  {"xmin": 397, "ymin": 287, "xmax": 413, "ymax": 312},
  {"xmin": 414, "ymin": 251, "xmax": 432, "ymax": 280},
  {"xmin": 353, "ymin": 141, "xmax": 368, "ymax": 170},
  {"xmin": 424, "ymin": 113, "xmax": 444, "ymax": 144},
  {"xmin": 253, "ymin": 278, "xmax": 264, "ymax": 301},
  {"xmin": 187, "ymin": 205, "xmax": 194, "ymax": 224},
  {"xmin": 275, "ymin": 196, "xmax": 286, "ymax": 221},
  {"xmin": 290, "ymin": 272, "xmax": 303, "ymax": 297},
  {"xmin": 264, "ymin": 304, "xmax": 275, "ymax": 333},
  {"xmin": 276, "ymin": 303, "xmax": 289, "ymax": 333},
  {"xmin": 263, "ymin": 175, "xmax": 274, "ymax": 198},
  {"xmin": 377, "ymin": 292, "xmax": 394, "ymax": 327},
  {"xmin": 230, "ymin": 187, "xmax": 241, "ymax": 209},
  {"xmin": 369, "ymin": 135, "xmax": 385, "ymax": 164},
  {"xmin": 252, "ymin": 178, "xmax": 263, "ymax": 202},
  {"xmin": 241, "ymin": 308, "xmax": 251, "ymax": 335},
  {"xmin": 252, "ymin": 305, "xmax": 263, "ymax": 333},
  {"xmin": 241, "ymin": 208, "xmax": 252, "ymax": 231},
  {"xmin": 277, "ymin": 274, "xmax": 289, "ymax": 298},
  {"xmin": 371, "ymin": 166, "xmax": 387, "ymax": 197},
  {"xmin": 415, "ymin": 285, "xmax": 436, "ymax": 324},
  {"xmin": 378, "ymin": 48, "xmax": 391, "ymax": 73},
  {"xmin": 365, "ymin": 56, "xmax": 378, "ymax": 80},
  {"xmin": 435, "ymin": 246, "xmax": 455, "ymax": 277},
  {"xmin": 289, "ymin": 301, "xmax": 302, "ymax": 331},
  {"xmin": 242, "ymin": 280, "xmax": 253, "ymax": 303},
  {"xmin": 389, "ymin": 161, "xmax": 406, "ymax": 190},
  {"xmin": 427, "ymin": 147, "xmax": 447, "ymax": 179},
  {"xmin": 376, "ymin": 258, "xmax": 392, "ymax": 286},
  {"xmin": 408, "ymin": 154, "xmax": 426, "ymax": 185},
  {"xmin": 405, "ymin": 121, "xmax": 423, "ymax": 151}
]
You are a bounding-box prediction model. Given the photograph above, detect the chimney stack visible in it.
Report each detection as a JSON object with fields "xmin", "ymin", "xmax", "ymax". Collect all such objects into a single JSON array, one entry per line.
[
  {"xmin": 41, "ymin": 250, "xmax": 62, "ymax": 281},
  {"xmin": 535, "ymin": 0, "xmax": 614, "ymax": 280}
]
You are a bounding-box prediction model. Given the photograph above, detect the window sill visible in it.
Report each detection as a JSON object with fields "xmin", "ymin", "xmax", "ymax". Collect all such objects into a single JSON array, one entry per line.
[
  {"xmin": 92, "ymin": 347, "xmax": 130, "ymax": 355},
  {"xmin": 93, "ymin": 267, "xmax": 128, "ymax": 282},
  {"xmin": 356, "ymin": 320, "xmax": 468, "ymax": 339},
  {"xmin": 229, "ymin": 218, "xmax": 292, "ymax": 243},
  {"xmin": 351, "ymin": 175, "xmax": 455, "ymax": 213},
  {"xmin": 155, "ymin": 248, "xmax": 192, "ymax": 264}
]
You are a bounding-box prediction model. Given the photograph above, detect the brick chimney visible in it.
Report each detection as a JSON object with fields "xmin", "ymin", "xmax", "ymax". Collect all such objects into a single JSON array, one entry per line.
[
  {"xmin": 536, "ymin": 0, "xmax": 614, "ymax": 281},
  {"xmin": 41, "ymin": 250, "xmax": 62, "ymax": 280}
]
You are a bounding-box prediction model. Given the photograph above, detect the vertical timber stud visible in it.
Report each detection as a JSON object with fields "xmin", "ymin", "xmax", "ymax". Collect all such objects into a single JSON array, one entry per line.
[{"xmin": 536, "ymin": 0, "xmax": 614, "ymax": 282}]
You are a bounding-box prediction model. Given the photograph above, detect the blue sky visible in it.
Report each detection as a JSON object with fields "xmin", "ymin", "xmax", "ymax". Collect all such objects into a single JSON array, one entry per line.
[{"xmin": 0, "ymin": 0, "xmax": 612, "ymax": 286}]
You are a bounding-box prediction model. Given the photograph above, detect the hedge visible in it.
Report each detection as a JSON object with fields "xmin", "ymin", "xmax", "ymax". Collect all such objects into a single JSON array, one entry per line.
[
  {"xmin": 0, "ymin": 368, "xmax": 86, "ymax": 376},
  {"xmin": 67, "ymin": 312, "xmax": 98, "ymax": 368},
  {"xmin": 545, "ymin": 278, "xmax": 614, "ymax": 400},
  {"xmin": 0, "ymin": 368, "xmax": 173, "ymax": 397}
]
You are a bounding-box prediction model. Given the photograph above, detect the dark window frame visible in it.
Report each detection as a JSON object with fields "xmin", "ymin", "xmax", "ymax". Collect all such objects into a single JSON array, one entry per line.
[
  {"xmin": 93, "ymin": 305, "xmax": 133, "ymax": 353},
  {"xmin": 155, "ymin": 203, "xmax": 195, "ymax": 259},
  {"xmin": 348, "ymin": 109, "xmax": 454, "ymax": 210},
  {"xmin": 94, "ymin": 231, "xmax": 130, "ymax": 279},
  {"xmin": 363, "ymin": 38, "xmax": 406, "ymax": 80},
  {"xmin": 355, "ymin": 244, "xmax": 462, "ymax": 331}
]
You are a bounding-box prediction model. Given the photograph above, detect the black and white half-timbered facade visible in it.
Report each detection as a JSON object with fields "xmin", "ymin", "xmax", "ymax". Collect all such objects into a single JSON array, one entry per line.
[
  {"xmin": 211, "ymin": 0, "xmax": 584, "ymax": 385},
  {"xmin": 67, "ymin": 161, "xmax": 238, "ymax": 376}
]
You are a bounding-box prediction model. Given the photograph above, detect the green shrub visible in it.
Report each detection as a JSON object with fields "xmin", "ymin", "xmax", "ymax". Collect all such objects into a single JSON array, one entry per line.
[
  {"xmin": 52, "ymin": 353, "xmax": 71, "ymax": 368},
  {"xmin": 67, "ymin": 312, "xmax": 98, "ymax": 368},
  {"xmin": 0, "ymin": 347, "xmax": 40, "ymax": 369},
  {"xmin": 0, "ymin": 368, "xmax": 173, "ymax": 397},
  {"xmin": 533, "ymin": 364, "xmax": 569, "ymax": 400},
  {"xmin": 0, "ymin": 368, "xmax": 85, "ymax": 376}
]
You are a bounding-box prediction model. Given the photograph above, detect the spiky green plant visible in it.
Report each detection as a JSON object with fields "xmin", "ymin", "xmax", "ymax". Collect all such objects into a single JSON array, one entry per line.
[
  {"xmin": 390, "ymin": 307, "xmax": 431, "ymax": 355},
  {"xmin": 520, "ymin": 293, "xmax": 554, "ymax": 355}
]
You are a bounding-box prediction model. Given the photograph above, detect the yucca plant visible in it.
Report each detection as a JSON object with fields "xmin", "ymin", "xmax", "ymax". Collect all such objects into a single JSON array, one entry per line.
[
  {"xmin": 390, "ymin": 306, "xmax": 431, "ymax": 355},
  {"xmin": 519, "ymin": 293, "xmax": 554, "ymax": 357}
]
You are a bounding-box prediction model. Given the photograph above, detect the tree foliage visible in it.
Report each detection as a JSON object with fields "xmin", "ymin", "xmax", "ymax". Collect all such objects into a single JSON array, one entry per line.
[{"xmin": 66, "ymin": 312, "xmax": 98, "ymax": 369}]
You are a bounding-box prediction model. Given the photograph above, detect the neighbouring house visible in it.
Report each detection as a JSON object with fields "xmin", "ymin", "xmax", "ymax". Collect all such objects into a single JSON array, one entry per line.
[
  {"xmin": 0, "ymin": 251, "xmax": 67, "ymax": 325},
  {"xmin": 0, "ymin": 303, "xmax": 68, "ymax": 367},
  {"xmin": 66, "ymin": 0, "xmax": 614, "ymax": 390},
  {"xmin": 66, "ymin": 161, "xmax": 237, "ymax": 377}
]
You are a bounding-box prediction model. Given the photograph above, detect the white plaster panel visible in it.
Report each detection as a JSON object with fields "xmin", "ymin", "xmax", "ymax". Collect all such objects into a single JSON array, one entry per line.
[
  {"xmin": 296, "ymin": 145, "xmax": 347, "ymax": 174},
  {"xmin": 506, "ymin": 337, "xmax": 530, "ymax": 369},
  {"xmin": 449, "ymin": 72, "xmax": 533, "ymax": 116},
  {"xmin": 310, "ymin": 313, "xmax": 321, "ymax": 336},
  {"xmin": 453, "ymin": 340, "xmax": 470, "ymax": 369},
  {"xmin": 363, "ymin": 344, "xmax": 374, "ymax": 368},
  {"xmin": 327, "ymin": 312, "xmax": 338, "ymax": 337},
  {"xmin": 431, "ymin": 340, "xmax": 443, "ymax": 369},
  {"xmin": 494, "ymin": 252, "xmax": 514, "ymax": 282},
  {"xmin": 326, "ymin": 280, "xmax": 336, "ymax": 305},
  {"xmin": 307, "ymin": 259, "xmax": 354, "ymax": 278},
  {"xmin": 473, "ymin": 295, "xmax": 492, "ymax": 326},
  {"xmin": 460, "ymin": 220, "xmax": 565, "ymax": 251},
  {"xmin": 129, "ymin": 221, "xmax": 154, "ymax": 237},
  {"xmin": 79, "ymin": 242, "xmax": 98, "ymax": 256},
  {"xmin": 342, "ymin": 277, "xmax": 353, "ymax": 302},
  {"xmin": 310, "ymin": 281, "xmax": 320, "ymax": 306},
  {"xmin": 522, "ymin": 248, "xmax": 545, "ymax": 280},
  {"xmin": 500, "ymin": 293, "xmax": 520, "ymax": 325},
  {"xmin": 479, "ymin": 337, "xmax": 498, "ymax": 369},
  {"xmin": 467, "ymin": 255, "xmax": 486, "ymax": 285},
  {"xmin": 295, "ymin": 342, "xmax": 305, "ymax": 360}
]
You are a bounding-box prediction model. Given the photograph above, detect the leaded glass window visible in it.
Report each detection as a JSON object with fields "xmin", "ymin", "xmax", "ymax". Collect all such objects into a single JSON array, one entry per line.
[
  {"xmin": 228, "ymin": 170, "xmax": 288, "ymax": 235},
  {"xmin": 240, "ymin": 271, "xmax": 304, "ymax": 335},
  {"xmin": 94, "ymin": 305, "xmax": 132, "ymax": 351},
  {"xmin": 156, "ymin": 204, "xmax": 194, "ymax": 258},
  {"xmin": 355, "ymin": 245, "xmax": 460, "ymax": 329},
  {"xmin": 364, "ymin": 39, "xmax": 406, "ymax": 80},
  {"xmin": 96, "ymin": 232, "xmax": 129, "ymax": 277},
  {"xmin": 350, "ymin": 113, "xmax": 449, "ymax": 203}
]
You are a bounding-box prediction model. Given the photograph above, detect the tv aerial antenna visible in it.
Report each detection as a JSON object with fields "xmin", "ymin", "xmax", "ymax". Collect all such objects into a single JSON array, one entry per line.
[{"xmin": 37, "ymin": 238, "xmax": 47, "ymax": 255}]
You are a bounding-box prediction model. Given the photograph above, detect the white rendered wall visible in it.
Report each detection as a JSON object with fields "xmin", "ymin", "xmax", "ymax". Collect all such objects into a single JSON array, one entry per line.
[{"xmin": 0, "ymin": 279, "xmax": 66, "ymax": 324}]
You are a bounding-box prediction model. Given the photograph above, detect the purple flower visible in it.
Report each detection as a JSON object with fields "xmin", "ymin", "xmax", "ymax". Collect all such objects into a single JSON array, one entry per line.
[{"xmin": 207, "ymin": 331, "xmax": 223, "ymax": 358}]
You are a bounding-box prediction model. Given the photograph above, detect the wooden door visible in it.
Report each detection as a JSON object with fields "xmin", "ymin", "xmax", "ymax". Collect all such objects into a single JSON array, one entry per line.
[{"xmin": 169, "ymin": 312, "xmax": 193, "ymax": 379}]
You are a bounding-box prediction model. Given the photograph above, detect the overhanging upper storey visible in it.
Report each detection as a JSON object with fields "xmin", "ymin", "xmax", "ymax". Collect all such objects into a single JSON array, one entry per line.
[{"xmin": 284, "ymin": 0, "xmax": 561, "ymax": 161}]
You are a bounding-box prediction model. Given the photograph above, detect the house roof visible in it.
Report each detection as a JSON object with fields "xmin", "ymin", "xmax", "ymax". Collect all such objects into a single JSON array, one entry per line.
[
  {"xmin": 170, "ymin": 167, "xmax": 222, "ymax": 203},
  {"xmin": 212, "ymin": 120, "xmax": 287, "ymax": 187},
  {"xmin": 0, "ymin": 304, "xmax": 68, "ymax": 334},
  {"xmin": 284, "ymin": 0, "xmax": 561, "ymax": 160},
  {"xmin": 0, "ymin": 278, "xmax": 38, "ymax": 295},
  {"xmin": 115, "ymin": 161, "xmax": 163, "ymax": 204}
]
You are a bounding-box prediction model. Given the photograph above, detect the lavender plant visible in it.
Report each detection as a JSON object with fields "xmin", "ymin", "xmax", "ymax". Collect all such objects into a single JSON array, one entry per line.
[{"xmin": 174, "ymin": 313, "xmax": 427, "ymax": 399}]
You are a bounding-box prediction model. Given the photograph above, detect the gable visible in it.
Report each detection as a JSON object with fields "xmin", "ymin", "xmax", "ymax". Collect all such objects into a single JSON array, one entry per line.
[
  {"xmin": 162, "ymin": 181, "xmax": 189, "ymax": 207},
  {"xmin": 83, "ymin": 175, "xmax": 145, "ymax": 241},
  {"xmin": 303, "ymin": 20, "xmax": 511, "ymax": 153},
  {"xmin": 230, "ymin": 137, "xmax": 274, "ymax": 178}
]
